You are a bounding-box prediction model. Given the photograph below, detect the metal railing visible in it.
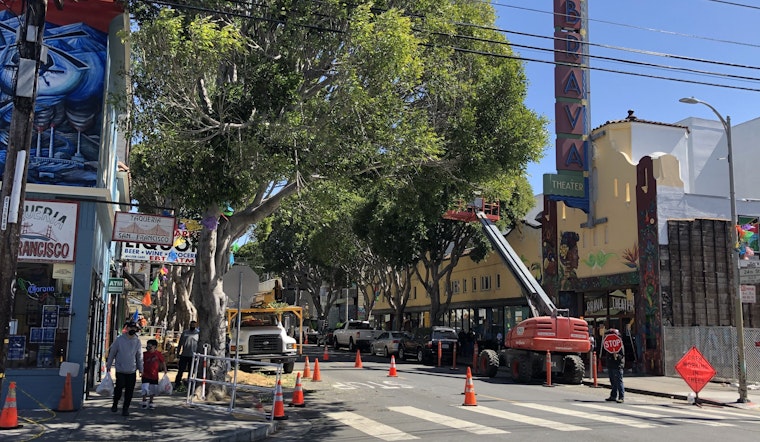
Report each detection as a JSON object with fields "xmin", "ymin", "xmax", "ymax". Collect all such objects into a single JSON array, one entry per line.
[
  {"xmin": 185, "ymin": 345, "xmax": 282, "ymax": 419},
  {"xmin": 663, "ymin": 326, "xmax": 760, "ymax": 384}
]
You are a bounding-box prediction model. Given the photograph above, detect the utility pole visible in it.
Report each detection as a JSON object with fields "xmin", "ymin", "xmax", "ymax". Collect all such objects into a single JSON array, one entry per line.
[{"xmin": 0, "ymin": 0, "xmax": 48, "ymax": 374}]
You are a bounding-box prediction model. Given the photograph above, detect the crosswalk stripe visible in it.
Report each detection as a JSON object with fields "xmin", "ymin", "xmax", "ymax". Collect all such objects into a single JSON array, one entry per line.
[
  {"xmin": 388, "ymin": 406, "xmax": 507, "ymax": 435},
  {"xmin": 514, "ymin": 402, "xmax": 659, "ymax": 429},
  {"xmin": 575, "ymin": 403, "xmax": 734, "ymax": 427},
  {"xmin": 461, "ymin": 405, "xmax": 589, "ymax": 431},
  {"xmin": 631, "ymin": 405, "xmax": 736, "ymax": 426},
  {"xmin": 326, "ymin": 411, "xmax": 419, "ymax": 441}
]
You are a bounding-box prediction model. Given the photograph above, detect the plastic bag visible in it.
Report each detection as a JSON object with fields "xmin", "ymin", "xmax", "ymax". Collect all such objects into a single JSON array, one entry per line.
[
  {"xmin": 141, "ymin": 383, "xmax": 158, "ymax": 396},
  {"xmin": 96, "ymin": 372, "xmax": 114, "ymax": 396},
  {"xmin": 158, "ymin": 373, "xmax": 173, "ymax": 395}
]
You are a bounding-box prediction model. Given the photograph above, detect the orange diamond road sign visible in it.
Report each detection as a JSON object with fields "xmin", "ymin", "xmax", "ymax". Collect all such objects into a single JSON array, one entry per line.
[{"xmin": 674, "ymin": 346, "xmax": 716, "ymax": 394}]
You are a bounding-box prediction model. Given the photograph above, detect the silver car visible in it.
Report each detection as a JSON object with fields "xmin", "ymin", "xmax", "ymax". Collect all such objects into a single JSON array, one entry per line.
[{"xmin": 370, "ymin": 331, "xmax": 412, "ymax": 358}]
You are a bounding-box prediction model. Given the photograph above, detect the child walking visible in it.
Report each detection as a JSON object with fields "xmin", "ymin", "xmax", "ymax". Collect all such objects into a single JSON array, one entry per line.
[{"xmin": 141, "ymin": 339, "xmax": 167, "ymax": 409}]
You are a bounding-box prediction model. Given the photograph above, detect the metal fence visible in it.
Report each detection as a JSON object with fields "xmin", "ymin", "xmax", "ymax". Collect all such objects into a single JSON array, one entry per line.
[{"xmin": 663, "ymin": 326, "xmax": 760, "ymax": 384}]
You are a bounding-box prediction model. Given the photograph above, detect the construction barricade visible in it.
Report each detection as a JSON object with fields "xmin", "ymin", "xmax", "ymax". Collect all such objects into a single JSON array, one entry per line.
[{"xmin": 184, "ymin": 350, "xmax": 283, "ymax": 421}]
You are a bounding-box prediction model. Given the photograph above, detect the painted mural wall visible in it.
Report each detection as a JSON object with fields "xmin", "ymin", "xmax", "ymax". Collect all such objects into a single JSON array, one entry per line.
[{"xmin": 0, "ymin": 2, "xmax": 123, "ymax": 187}]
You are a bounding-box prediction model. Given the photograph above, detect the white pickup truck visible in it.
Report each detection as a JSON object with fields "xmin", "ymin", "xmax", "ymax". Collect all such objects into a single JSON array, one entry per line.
[
  {"xmin": 332, "ymin": 320, "xmax": 382, "ymax": 352},
  {"xmin": 228, "ymin": 308, "xmax": 300, "ymax": 373}
]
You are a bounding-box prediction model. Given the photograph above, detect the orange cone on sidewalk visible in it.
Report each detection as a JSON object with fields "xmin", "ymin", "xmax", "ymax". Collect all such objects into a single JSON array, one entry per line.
[
  {"xmin": 323, "ymin": 345, "xmax": 330, "ymax": 361},
  {"xmin": 0, "ymin": 381, "xmax": 21, "ymax": 430},
  {"xmin": 387, "ymin": 355, "xmax": 398, "ymax": 377},
  {"xmin": 302, "ymin": 356, "xmax": 311, "ymax": 379},
  {"xmin": 311, "ymin": 358, "xmax": 322, "ymax": 382},
  {"xmin": 290, "ymin": 373, "xmax": 305, "ymax": 407},
  {"xmin": 272, "ymin": 380, "xmax": 288, "ymax": 420},
  {"xmin": 462, "ymin": 371, "xmax": 477, "ymax": 406},
  {"xmin": 56, "ymin": 373, "xmax": 74, "ymax": 412},
  {"xmin": 354, "ymin": 350, "xmax": 363, "ymax": 368}
]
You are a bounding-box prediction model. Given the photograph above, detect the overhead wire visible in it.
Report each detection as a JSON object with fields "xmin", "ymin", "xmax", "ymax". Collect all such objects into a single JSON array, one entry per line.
[
  {"xmin": 132, "ymin": 0, "xmax": 760, "ymax": 92},
  {"xmin": 487, "ymin": 0, "xmax": 760, "ymax": 49}
]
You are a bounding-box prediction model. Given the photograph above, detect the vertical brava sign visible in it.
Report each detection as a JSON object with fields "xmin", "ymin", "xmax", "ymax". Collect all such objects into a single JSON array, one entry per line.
[{"xmin": 545, "ymin": 0, "xmax": 590, "ymax": 212}]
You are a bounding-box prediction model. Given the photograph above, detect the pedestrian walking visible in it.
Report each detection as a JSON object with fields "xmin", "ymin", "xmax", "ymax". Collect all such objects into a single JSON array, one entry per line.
[
  {"xmin": 106, "ymin": 321, "xmax": 144, "ymax": 416},
  {"xmin": 603, "ymin": 328, "xmax": 625, "ymax": 403},
  {"xmin": 174, "ymin": 320, "xmax": 199, "ymax": 392},
  {"xmin": 141, "ymin": 339, "xmax": 167, "ymax": 409}
]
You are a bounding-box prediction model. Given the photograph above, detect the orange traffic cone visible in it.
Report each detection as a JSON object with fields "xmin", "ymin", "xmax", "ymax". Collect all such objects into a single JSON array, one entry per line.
[
  {"xmin": 302, "ymin": 356, "xmax": 311, "ymax": 379},
  {"xmin": 311, "ymin": 358, "xmax": 322, "ymax": 382},
  {"xmin": 272, "ymin": 380, "xmax": 288, "ymax": 420},
  {"xmin": 354, "ymin": 350, "xmax": 363, "ymax": 368},
  {"xmin": 462, "ymin": 371, "xmax": 477, "ymax": 406},
  {"xmin": 323, "ymin": 345, "xmax": 330, "ymax": 361},
  {"xmin": 56, "ymin": 373, "xmax": 74, "ymax": 412},
  {"xmin": 0, "ymin": 381, "xmax": 21, "ymax": 430},
  {"xmin": 387, "ymin": 355, "xmax": 398, "ymax": 377},
  {"xmin": 290, "ymin": 373, "xmax": 305, "ymax": 407},
  {"xmin": 462, "ymin": 367, "xmax": 473, "ymax": 394}
]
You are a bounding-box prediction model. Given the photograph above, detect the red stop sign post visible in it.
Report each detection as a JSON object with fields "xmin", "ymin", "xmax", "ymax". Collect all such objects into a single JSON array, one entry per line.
[
  {"xmin": 675, "ymin": 346, "xmax": 716, "ymax": 401},
  {"xmin": 603, "ymin": 333, "xmax": 623, "ymax": 354}
]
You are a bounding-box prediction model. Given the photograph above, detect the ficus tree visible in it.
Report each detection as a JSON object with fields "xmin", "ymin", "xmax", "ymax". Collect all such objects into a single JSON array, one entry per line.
[{"xmin": 125, "ymin": 0, "xmax": 545, "ymax": 398}]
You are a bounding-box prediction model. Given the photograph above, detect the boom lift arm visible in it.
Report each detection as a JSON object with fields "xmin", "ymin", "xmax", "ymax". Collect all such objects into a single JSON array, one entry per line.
[{"xmin": 476, "ymin": 211, "xmax": 557, "ymax": 317}]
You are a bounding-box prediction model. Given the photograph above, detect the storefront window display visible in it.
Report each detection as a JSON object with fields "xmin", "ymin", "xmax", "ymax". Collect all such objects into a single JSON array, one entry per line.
[{"xmin": 7, "ymin": 263, "xmax": 71, "ymax": 369}]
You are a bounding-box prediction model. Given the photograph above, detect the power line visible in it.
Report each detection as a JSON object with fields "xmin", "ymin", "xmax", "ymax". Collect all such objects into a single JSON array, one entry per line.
[
  {"xmin": 708, "ymin": 0, "xmax": 760, "ymax": 10},
  {"xmin": 423, "ymin": 42, "xmax": 760, "ymax": 93},
  {"xmin": 133, "ymin": 0, "xmax": 760, "ymax": 92},
  {"xmin": 487, "ymin": 0, "xmax": 760, "ymax": 49},
  {"xmin": 432, "ymin": 31, "xmax": 760, "ymax": 84}
]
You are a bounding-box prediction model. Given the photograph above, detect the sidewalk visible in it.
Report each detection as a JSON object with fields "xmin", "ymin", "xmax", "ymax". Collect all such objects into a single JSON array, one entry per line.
[
  {"xmin": 3, "ymin": 371, "xmax": 759, "ymax": 442},
  {"xmin": 586, "ymin": 373, "xmax": 760, "ymax": 410},
  {"xmin": 1, "ymin": 387, "xmax": 279, "ymax": 442}
]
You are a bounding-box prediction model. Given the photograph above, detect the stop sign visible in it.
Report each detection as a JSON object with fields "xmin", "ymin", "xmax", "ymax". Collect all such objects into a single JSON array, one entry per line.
[{"xmin": 603, "ymin": 333, "xmax": 623, "ymax": 354}]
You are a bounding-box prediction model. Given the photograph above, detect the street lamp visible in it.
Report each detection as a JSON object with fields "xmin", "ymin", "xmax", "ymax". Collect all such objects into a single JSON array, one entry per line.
[{"xmin": 679, "ymin": 97, "xmax": 748, "ymax": 403}]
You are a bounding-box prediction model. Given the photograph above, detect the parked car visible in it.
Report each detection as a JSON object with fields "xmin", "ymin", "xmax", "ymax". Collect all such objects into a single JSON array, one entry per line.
[
  {"xmin": 333, "ymin": 320, "xmax": 383, "ymax": 352},
  {"xmin": 412, "ymin": 326, "xmax": 459, "ymax": 365},
  {"xmin": 370, "ymin": 331, "xmax": 417, "ymax": 359}
]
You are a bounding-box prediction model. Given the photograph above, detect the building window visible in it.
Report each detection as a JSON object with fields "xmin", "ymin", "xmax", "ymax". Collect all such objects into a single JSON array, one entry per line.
[
  {"xmin": 496, "ymin": 274, "xmax": 501, "ymax": 288},
  {"xmin": 413, "ymin": 286, "xmax": 417, "ymax": 300},
  {"xmin": 481, "ymin": 275, "xmax": 491, "ymax": 291},
  {"xmin": 472, "ymin": 278, "xmax": 477, "ymax": 291},
  {"xmin": 451, "ymin": 280, "xmax": 460, "ymax": 294},
  {"xmin": 463, "ymin": 279, "xmax": 467, "ymax": 293}
]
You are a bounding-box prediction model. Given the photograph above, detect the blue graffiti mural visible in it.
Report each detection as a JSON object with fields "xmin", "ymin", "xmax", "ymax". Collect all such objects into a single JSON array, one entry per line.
[{"xmin": 0, "ymin": 12, "xmax": 106, "ymax": 187}]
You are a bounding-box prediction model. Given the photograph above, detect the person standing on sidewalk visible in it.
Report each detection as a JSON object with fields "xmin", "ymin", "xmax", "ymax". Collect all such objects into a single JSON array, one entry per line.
[
  {"xmin": 174, "ymin": 320, "xmax": 199, "ymax": 392},
  {"xmin": 107, "ymin": 321, "xmax": 144, "ymax": 416},
  {"xmin": 603, "ymin": 328, "xmax": 625, "ymax": 403}
]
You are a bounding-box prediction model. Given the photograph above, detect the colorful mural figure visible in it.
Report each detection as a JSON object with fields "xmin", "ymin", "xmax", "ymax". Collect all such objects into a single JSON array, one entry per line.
[
  {"xmin": 0, "ymin": 12, "xmax": 107, "ymax": 187},
  {"xmin": 559, "ymin": 231, "xmax": 580, "ymax": 282}
]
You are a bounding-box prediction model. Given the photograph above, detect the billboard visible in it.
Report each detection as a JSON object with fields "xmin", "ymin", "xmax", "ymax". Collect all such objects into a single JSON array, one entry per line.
[{"xmin": 121, "ymin": 238, "xmax": 198, "ymax": 266}]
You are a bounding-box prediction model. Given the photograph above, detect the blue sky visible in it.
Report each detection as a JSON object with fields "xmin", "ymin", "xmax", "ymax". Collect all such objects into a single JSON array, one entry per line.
[{"xmin": 492, "ymin": 0, "xmax": 759, "ymax": 193}]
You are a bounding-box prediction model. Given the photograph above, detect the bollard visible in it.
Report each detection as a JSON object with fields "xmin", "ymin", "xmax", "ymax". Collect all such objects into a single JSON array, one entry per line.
[
  {"xmin": 592, "ymin": 351, "xmax": 598, "ymax": 387},
  {"xmin": 451, "ymin": 343, "xmax": 458, "ymax": 370},
  {"xmin": 437, "ymin": 340, "xmax": 442, "ymax": 367},
  {"xmin": 544, "ymin": 350, "xmax": 553, "ymax": 387},
  {"xmin": 472, "ymin": 342, "xmax": 479, "ymax": 374}
]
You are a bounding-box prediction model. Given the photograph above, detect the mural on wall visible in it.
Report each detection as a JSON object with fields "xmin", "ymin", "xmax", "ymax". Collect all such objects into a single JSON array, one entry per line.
[
  {"xmin": 622, "ymin": 244, "xmax": 639, "ymax": 269},
  {"xmin": 636, "ymin": 156, "xmax": 662, "ymax": 375},
  {"xmin": 559, "ymin": 230, "xmax": 580, "ymax": 286},
  {"xmin": 581, "ymin": 250, "xmax": 616, "ymax": 270},
  {"xmin": 0, "ymin": 11, "xmax": 110, "ymax": 187},
  {"xmin": 541, "ymin": 196, "xmax": 559, "ymax": 303}
]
